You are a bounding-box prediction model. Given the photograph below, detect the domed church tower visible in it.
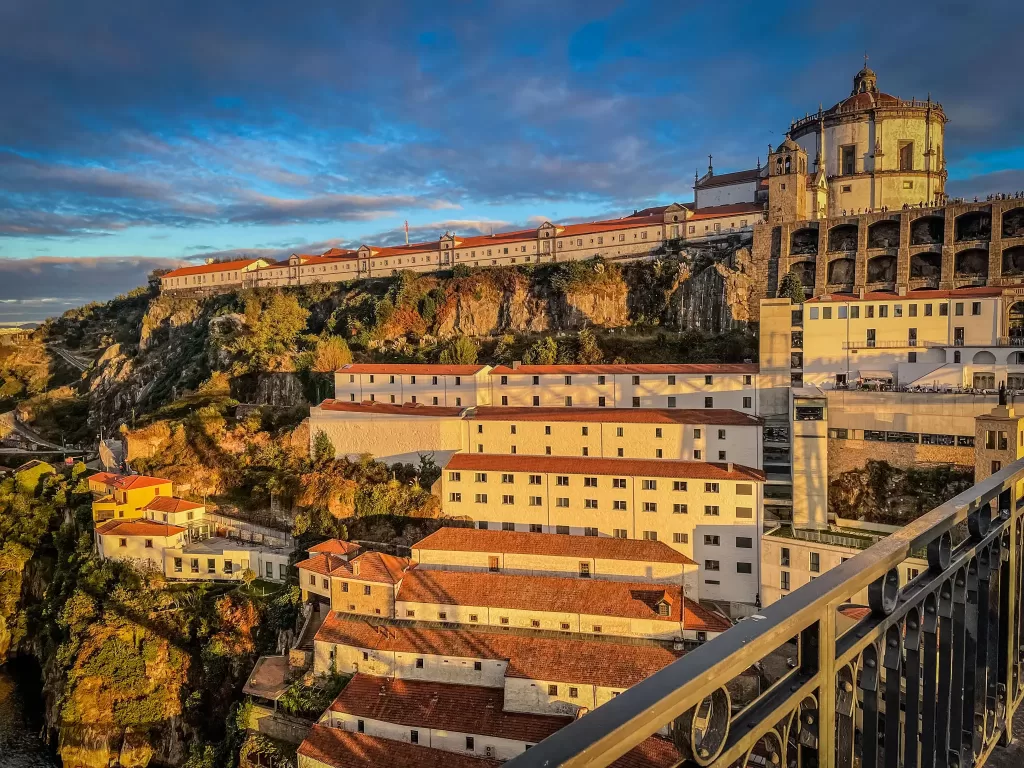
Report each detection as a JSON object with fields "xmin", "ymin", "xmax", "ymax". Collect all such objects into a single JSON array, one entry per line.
[{"xmin": 787, "ymin": 62, "xmax": 947, "ymax": 217}]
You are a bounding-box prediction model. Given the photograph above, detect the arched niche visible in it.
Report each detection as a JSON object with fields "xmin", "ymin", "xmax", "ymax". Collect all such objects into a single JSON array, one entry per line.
[
  {"xmin": 910, "ymin": 215, "xmax": 943, "ymax": 245},
  {"xmin": 1002, "ymin": 245, "xmax": 1024, "ymax": 276},
  {"xmin": 955, "ymin": 210, "xmax": 991, "ymax": 242},
  {"xmin": 1003, "ymin": 207, "xmax": 1024, "ymax": 239},
  {"xmin": 868, "ymin": 219, "xmax": 900, "ymax": 249},
  {"xmin": 910, "ymin": 252, "xmax": 942, "ymax": 279},
  {"xmin": 827, "ymin": 258, "xmax": 855, "ymax": 285},
  {"xmin": 828, "ymin": 224, "xmax": 858, "ymax": 252},
  {"xmin": 790, "ymin": 227, "xmax": 819, "ymax": 256},
  {"xmin": 867, "ymin": 255, "xmax": 896, "ymax": 284},
  {"xmin": 954, "ymin": 249, "xmax": 988, "ymax": 280}
]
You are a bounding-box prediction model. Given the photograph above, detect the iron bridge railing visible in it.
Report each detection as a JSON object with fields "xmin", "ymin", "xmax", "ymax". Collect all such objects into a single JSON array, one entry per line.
[{"xmin": 508, "ymin": 457, "xmax": 1024, "ymax": 768}]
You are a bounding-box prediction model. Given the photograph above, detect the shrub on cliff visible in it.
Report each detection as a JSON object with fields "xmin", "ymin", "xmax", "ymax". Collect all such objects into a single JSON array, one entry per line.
[{"xmin": 438, "ymin": 335, "xmax": 479, "ymax": 365}]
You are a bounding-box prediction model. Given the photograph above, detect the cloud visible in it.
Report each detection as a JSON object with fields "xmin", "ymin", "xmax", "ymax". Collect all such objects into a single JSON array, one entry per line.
[{"xmin": 222, "ymin": 193, "xmax": 458, "ymax": 226}]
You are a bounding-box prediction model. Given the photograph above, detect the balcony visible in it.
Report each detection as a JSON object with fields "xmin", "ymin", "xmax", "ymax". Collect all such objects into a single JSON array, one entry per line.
[
  {"xmin": 509, "ymin": 458, "xmax": 1024, "ymax": 768},
  {"xmin": 842, "ymin": 339, "xmax": 919, "ymax": 350}
]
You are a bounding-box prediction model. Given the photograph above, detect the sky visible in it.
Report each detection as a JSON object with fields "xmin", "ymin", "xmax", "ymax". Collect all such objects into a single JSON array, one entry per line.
[{"xmin": 1, "ymin": 0, "xmax": 1022, "ymax": 323}]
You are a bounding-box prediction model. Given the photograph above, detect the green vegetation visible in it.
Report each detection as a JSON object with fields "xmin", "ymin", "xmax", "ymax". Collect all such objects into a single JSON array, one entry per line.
[
  {"xmin": 779, "ymin": 271, "xmax": 805, "ymax": 304},
  {"xmin": 278, "ymin": 671, "xmax": 350, "ymax": 719}
]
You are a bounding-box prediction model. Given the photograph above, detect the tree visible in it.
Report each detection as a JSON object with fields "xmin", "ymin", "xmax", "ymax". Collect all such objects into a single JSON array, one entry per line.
[
  {"xmin": 523, "ymin": 336, "xmax": 557, "ymax": 365},
  {"xmin": 439, "ymin": 336, "xmax": 478, "ymax": 365},
  {"xmin": 575, "ymin": 328, "xmax": 603, "ymax": 364},
  {"xmin": 312, "ymin": 430, "xmax": 336, "ymax": 464},
  {"xmin": 494, "ymin": 334, "xmax": 517, "ymax": 365},
  {"xmin": 231, "ymin": 292, "xmax": 310, "ymax": 371},
  {"xmin": 240, "ymin": 568, "xmax": 257, "ymax": 589},
  {"xmin": 779, "ymin": 271, "xmax": 806, "ymax": 304},
  {"xmin": 312, "ymin": 336, "xmax": 352, "ymax": 372},
  {"xmin": 417, "ymin": 452, "xmax": 441, "ymax": 490}
]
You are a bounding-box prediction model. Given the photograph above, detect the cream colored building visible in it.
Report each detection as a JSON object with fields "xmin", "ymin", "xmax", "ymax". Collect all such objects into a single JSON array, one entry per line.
[
  {"xmin": 159, "ymin": 257, "xmax": 270, "ymax": 291},
  {"xmin": 487, "ymin": 363, "xmax": 758, "ymax": 412},
  {"xmin": 334, "ymin": 364, "xmax": 493, "ymax": 407},
  {"xmin": 432, "ymin": 454, "xmax": 763, "ymax": 604},
  {"xmin": 310, "ymin": 400, "xmax": 763, "ymax": 467},
  {"xmin": 94, "ymin": 519, "xmax": 188, "ymax": 572}
]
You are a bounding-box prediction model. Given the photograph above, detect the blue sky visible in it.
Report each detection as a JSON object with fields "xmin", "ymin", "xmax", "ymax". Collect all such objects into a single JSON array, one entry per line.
[{"xmin": 0, "ymin": 0, "xmax": 1022, "ymax": 321}]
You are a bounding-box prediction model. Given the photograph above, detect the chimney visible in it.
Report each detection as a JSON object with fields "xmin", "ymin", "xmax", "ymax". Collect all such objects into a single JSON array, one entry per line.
[
  {"xmin": 728, "ymin": 462, "xmax": 734, "ymax": 472},
  {"xmin": 897, "ymin": 285, "xmax": 907, "ymax": 297},
  {"xmin": 512, "ymin": 360, "xmax": 522, "ymax": 370},
  {"xmin": 858, "ymin": 288, "xmax": 865, "ymax": 300}
]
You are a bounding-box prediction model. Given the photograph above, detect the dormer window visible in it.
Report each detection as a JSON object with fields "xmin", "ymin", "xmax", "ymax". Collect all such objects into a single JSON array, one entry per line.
[{"xmin": 657, "ymin": 601, "xmax": 670, "ymax": 617}]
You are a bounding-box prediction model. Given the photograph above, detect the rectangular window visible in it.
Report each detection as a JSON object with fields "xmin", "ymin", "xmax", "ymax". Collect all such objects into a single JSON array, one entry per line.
[
  {"xmin": 840, "ymin": 144, "xmax": 856, "ymax": 175},
  {"xmin": 613, "ymin": 528, "xmax": 627, "ymax": 538},
  {"xmin": 613, "ymin": 500, "xmax": 627, "ymax": 510},
  {"xmin": 502, "ymin": 473, "xmax": 514, "ymax": 484},
  {"xmin": 642, "ymin": 531, "xmax": 657, "ymax": 541},
  {"xmin": 449, "ymin": 492, "xmax": 461, "ymax": 502},
  {"xmin": 668, "ymin": 396, "xmax": 676, "ymax": 408},
  {"xmin": 705, "ymin": 505, "xmax": 720, "ymax": 516},
  {"xmin": 735, "ymin": 507, "xmax": 753, "ymax": 518},
  {"xmin": 529, "ymin": 496, "xmax": 542, "ymax": 506},
  {"xmin": 584, "ymin": 476, "xmax": 597, "ymax": 487},
  {"xmin": 704, "ymin": 534, "xmax": 720, "ymax": 546},
  {"xmin": 556, "ymin": 497, "xmax": 569, "ymax": 507},
  {"xmin": 643, "ymin": 502, "xmax": 657, "ymax": 512},
  {"xmin": 972, "ymin": 301, "xmax": 982, "ymax": 316},
  {"xmin": 705, "ymin": 482, "xmax": 720, "ymax": 493},
  {"xmin": 823, "ymin": 307, "xmax": 832, "ymax": 319},
  {"xmin": 475, "ymin": 472, "xmax": 487, "ymax": 482},
  {"xmin": 632, "ymin": 396, "xmax": 641, "ymax": 408},
  {"xmin": 556, "ymin": 475, "xmax": 569, "ymax": 486},
  {"xmin": 809, "ymin": 552, "xmax": 821, "ymax": 573},
  {"xmin": 737, "ymin": 562, "xmax": 753, "ymax": 574},
  {"xmin": 612, "ymin": 478, "xmax": 626, "ymax": 489},
  {"xmin": 673, "ymin": 481, "xmax": 688, "ymax": 491},
  {"xmin": 642, "ymin": 479, "xmax": 657, "ymax": 490},
  {"xmin": 736, "ymin": 536, "xmax": 753, "ymax": 548},
  {"xmin": 475, "ymin": 493, "xmax": 488, "ymax": 503},
  {"xmin": 851, "ymin": 305, "xmax": 860, "ymax": 318},
  {"xmin": 616, "ymin": 427, "xmax": 624, "ymax": 437},
  {"xmin": 705, "ymin": 559, "xmax": 721, "ymax": 571},
  {"xmin": 940, "ymin": 303, "xmax": 949, "ymax": 316},
  {"xmin": 704, "ymin": 397, "xmax": 713, "ymax": 408},
  {"xmin": 673, "ymin": 503, "xmax": 688, "ymax": 514},
  {"xmin": 502, "ymin": 495, "xmax": 514, "ymax": 505},
  {"xmin": 584, "ymin": 499, "xmax": 598, "ymax": 509},
  {"xmin": 955, "ymin": 302, "xmax": 964, "ymax": 316},
  {"xmin": 488, "ymin": 556, "xmax": 500, "ymax": 572}
]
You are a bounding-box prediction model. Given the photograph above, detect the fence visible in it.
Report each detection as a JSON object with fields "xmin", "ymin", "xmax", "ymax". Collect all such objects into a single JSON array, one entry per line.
[{"xmin": 509, "ymin": 457, "xmax": 1024, "ymax": 768}]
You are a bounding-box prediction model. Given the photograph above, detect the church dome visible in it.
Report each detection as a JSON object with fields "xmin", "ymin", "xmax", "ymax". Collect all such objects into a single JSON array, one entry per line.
[{"xmin": 777, "ymin": 134, "xmax": 800, "ymax": 152}]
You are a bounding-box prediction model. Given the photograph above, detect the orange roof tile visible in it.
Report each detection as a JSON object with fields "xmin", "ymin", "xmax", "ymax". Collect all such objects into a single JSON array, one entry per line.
[
  {"xmin": 309, "ymin": 539, "xmax": 361, "ymax": 556},
  {"xmin": 339, "ymin": 364, "xmax": 488, "ymax": 375},
  {"xmin": 143, "ymin": 496, "xmax": 203, "ymax": 514},
  {"xmin": 95, "ymin": 520, "xmax": 186, "ymax": 538},
  {"xmin": 330, "ymin": 674, "xmax": 568, "ymax": 743},
  {"xmin": 297, "ymin": 551, "xmax": 412, "ymax": 585},
  {"xmin": 687, "ymin": 201, "xmax": 765, "ymax": 220},
  {"xmin": 298, "ymin": 725, "xmax": 499, "ymax": 768},
  {"xmin": 162, "ymin": 259, "xmax": 264, "ymax": 279},
  {"xmin": 108, "ymin": 474, "xmax": 172, "ymax": 490},
  {"xmin": 316, "ymin": 400, "xmax": 466, "ymax": 417},
  {"xmin": 398, "ymin": 570, "xmax": 729, "ymax": 631},
  {"xmin": 470, "ymin": 406, "xmax": 762, "ymax": 426},
  {"xmin": 315, "ymin": 614, "xmax": 682, "ymax": 688},
  {"xmin": 88, "ymin": 471, "xmax": 120, "ymax": 486},
  {"xmin": 489, "ymin": 363, "xmax": 758, "ymax": 375},
  {"xmin": 445, "ymin": 453, "xmax": 764, "ymax": 482},
  {"xmin": 413, "ymin": 528, "xmax": 695, "ymax": 565}
]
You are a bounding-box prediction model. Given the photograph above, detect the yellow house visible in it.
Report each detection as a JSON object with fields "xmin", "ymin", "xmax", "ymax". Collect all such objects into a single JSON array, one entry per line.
[{"xmin": 90, "ymin": 472, "xmax": 174, "ymax": 523}]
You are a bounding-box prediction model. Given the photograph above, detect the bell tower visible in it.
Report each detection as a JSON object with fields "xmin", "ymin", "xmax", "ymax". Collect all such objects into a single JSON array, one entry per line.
[{"xmin": 767, "ymin": 133, "xmax": 809, "ymax": 225}]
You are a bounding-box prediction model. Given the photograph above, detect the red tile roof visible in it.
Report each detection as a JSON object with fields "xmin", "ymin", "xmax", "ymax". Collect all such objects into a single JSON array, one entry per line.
[
  {"xmin": 338, "ymin": 364, "xmax": 488, "ymax": 375},
  {"xmin": 330, "ymin": 674, "xmax": 568, "ymax": 743},
  {"xmin": 695, "ymin": 169, "xmax": 761, "ymax": 189},
  {"xmin": 489, "ymin": 363, "xmax": 758, "ymax": 375},
  {"xmin": 143, "ymin": 496, "xmax": 203, "ymax": 514},
  {"xmin": 806, "ymin": 287, "xmax": 1003, "ymax": 303},
  {"xmin": 88, "ymin": 471, "xmax": 120, "ymax": 486},
  {"xmin": 107, "ymin": 474, "xmax": 172, "ymax": 490},
  {"xmin": 298, "ymin": 724, "xmax": 499, "ymax": 768},
  {"xmin": 309, "ymin": 539, "xmax": 361, "ymax": 556},
  {"xmin": 297, "ymin": 551, "xmax": 412, "ymax": 585},
  {"xmin": 95, "ymin": 520, "xmax": 186, "ymax": 537},
  {"xmin": 444, "ymin": 453, "xmax": 764, "ymax": 482},
  {"xmin": 398, "ymin": 570, "xmax": 729, "ymax": 631},
  {"xmin": 470, "ymin": 406, "xmax": 762, "ymax": 426},
  {"xmin": 316, "ymin": 400, "xmax": 466, "ymax": 417},
  {"xmin": 162, "ymin": 259, "xmax": 264, "ymax": 279},
  {"xmin": 687, "ymin": 201, "xmax": 765, "ymax": 220},
  {"xmin": 315, "ymin": 614, "xmax": 682, "ymax": 688},
  {"xmin": 413, "ymin": 528, "xmax": 694, "ymax": 565}
]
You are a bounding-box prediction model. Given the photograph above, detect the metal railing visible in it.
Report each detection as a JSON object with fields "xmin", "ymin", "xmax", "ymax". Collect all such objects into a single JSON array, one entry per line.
[{"xmin": 510, "ymin": 458, "xmax": 1024, "ymax": 768}]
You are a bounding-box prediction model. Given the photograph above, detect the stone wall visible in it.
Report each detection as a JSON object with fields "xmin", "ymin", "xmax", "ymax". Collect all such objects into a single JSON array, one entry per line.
[{"xmin": 827, "ymin": 437, "xmax": 972, "ymax": 475}]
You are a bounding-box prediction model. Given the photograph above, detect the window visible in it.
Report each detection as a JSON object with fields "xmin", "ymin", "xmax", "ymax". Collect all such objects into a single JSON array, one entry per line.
[
  {"xmin": 502, "ymin": 495, "xmax": 514, "ymax": 505},
  {"xmin": 410, "ymin": 730, "xmax": 419, "ymax": 745},
  {"xmin": 119, "ymin": 538, "xmax": 127, "ymax": 548},
  {"xmin": 705, "ymin": 482, "xmax": 720, "ymax": 493},
  {"xmin": 598, "ymin": 396, "xmax": 606, "ymax": 407},
  {"xmin": 612, "ymin": 478, "xmax": 626, "ymax": 489},
  {"xmin": 613, "ymin": 528, "xmax": 627, "ymax": 538},
  {"xmin": 547, "ymin": 684, "xmax": 558, "ymax": 696},
  {"xmin": 502, "ymin": 473, "xmax": 514, "ymax": 484},
  {"xmin": 632, "ymin": 396, "xmax": 641, "ymax": 408},
  {"xmin": 474, "ymin": 661, "xmax": 482, "ymax": 670},
  {"xmin": 556, "ymin": 475, "xmax": 569, "ymax": 486},
  {"xmin": 556, "ymin": 498, "xmax": 569, "ymax": 507},
  {"xmin": 475, "ymin": 472, "xmax": 487, "ymax": 483},
  {"xmin": 145, "ymin": 539, "xmax": 153, "ymax": 549},
  {"xmin": 613, "ymin": 500, "xmax": 627, "ymax": 510},
  {"xmin": 449, "ymin": 492, "xmax": 462, "ymax": 502},
  {"xmin": 488, "ymin": 556, "xmax": 500, "ymax": 572},
  {"xmin": 569, "ymin": 686, "xmax": 579, "ymax": 698},
  {"xmin": 972, "ymin": 301, "xmax": 982, "ymax": 316},
  {"xmin": 704, "ymin": 397, "xmax": 713, "ymax": 408},
  {"xmin": 823, "ymin": 307, "xmax": 832, "ymax": 319},
  {"xmin": 736, "ymin": 507, "xmax": 753, "ymax": 519},
  {"xmin": 584, "ymin": 499, "xmax": 598, "ymax": 509},
  {"xmin": 668, "ymin": 375, "xmax": 676, "ymax": 385},
  {"xmin": 705, "ymin": 505, "xmax": 720, "ymax": 516},
  {"xmin": 955, "ymin": 302, "xmax": 964, "ymax": 316},
  {"xmin": 564, "ymin": 395, "xmax": 573, "ymax": 407},
  {"xmin": 584, "ymin": 526, "xmax": 598, "ymax": 537},
  {"xmin": 642, "ymin": 531, "xmax": 658, "ymax": 541},
  {"xmin": 598, "ymin": 375, "xmax": 606, "ymax": 385},
  {"xmin": 556, "ymin": 525, "xmax": 570, "ymax": 534},
  {"xmin": 357, "ymin": 719, "xmax": 365, "ymax": 733},
  {"xmin": 529, "ymin": 496, "xmax": 542, "ymax": 506},
  {"xmin": 893, "ymin": 304, "xmax": 902, "ymax": 318},
  {"xmin": 781, "ymin": 571, "xmax": 791, "ymax": 591},
  {"xmin": 704, "ymin": 534, "xmax": 720, "ymax": 546},
  {"xmin": 341, "ymin": 582, "xmax": 349, "ymax": 593},
  {"xmin": 475, "ymin": 493, "xmax": 488, "ymax": 503},
  {"xmin": 655, "ymin": 427, "xmax": 663, "ymax": 439},
  {"xmin": 840, "ymin": 144, "xmax": 856, "ymax": 175},
  {"xmin": 673, "ymin": 503, "xmax": 688, "ymax": 514},
  {"xmin": 449, "ymin": 471, "xmax": 461, "ymax": 482},
  {"xmin": 809, "ymin": 552, "xmax": 820, "ymax": 573},
  {"xmin": 693, "ymin": 449, "xmax": 702, "ymax": 460},
  {"xmin": 737, "ymin": 562, "xmax": 753, "ymax": 574},
  {"xmin": 898, "ymin": 140, "xmax": 914, "ymax": 171},
  {"xmin": 809, "ymin": 307, "xmax": 819, "ymax": 320},
  {"xmin": 736, "ymin": 536, "xmax": 753, "ymax": 548},
  {"xmin": 705, "ymin": 559, "xmax": 721, "ymax": 571},
  {"xmin": 632, "ymin": 375, "xmax": 640, "ymax": 385},
  {"xmin": 642, "ymin": 479, "xmax": 657, "ymax": 490},
  {"xmin": 363, "ymin": 584, "xmax": 371, "ymax": 596},
  {"xmin": 668, "ymin": 396, "xmax": 676, "ymax": 408},
  {"xmin": 643, "ymin": 502, "xmax": 658, "ymax": 512},
  {"xmin": 533, "ymin": 396, "xmax": 540, "ymax": 406},
  {"xmin": 616, "ymin": 427, "xmax": 624, "ymax": 437},
  {"xmin": 478, "ymin": 521, "xmax": 489, "ymax": 530},
  {"xmin": 584, "ymin": 476, "xmax": 597, "ymax": 487},
  {"xmin": 940, "ymin": 303, "xmax": 949, "ymax": 317},
  {"xmin": 780, "ymin": 547, "xmax": 791, "ymax": 566}
]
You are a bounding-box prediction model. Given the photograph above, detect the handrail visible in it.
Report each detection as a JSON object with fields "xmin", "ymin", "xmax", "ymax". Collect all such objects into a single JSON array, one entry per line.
[{"xmin": 510, "ymin": 457, "xmax": 1024, "ymax": 768}]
